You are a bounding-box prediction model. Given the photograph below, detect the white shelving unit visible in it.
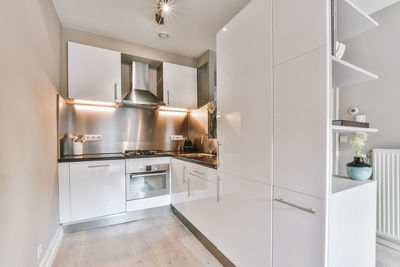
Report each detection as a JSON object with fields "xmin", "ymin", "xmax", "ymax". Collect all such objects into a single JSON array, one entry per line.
[
  {"xmin": 332, "ymin": 125, "xmax": 378, "ymax": 133},
  {"xmin": 337, "ymin": 0, "xmax": 378, "ymax": 41},
  {"xmin": 332, "ymin": 175, "xmax": 374, "ymax": 194},
  {"xmin": 332, "ymin": 56, "xmax": 378, "ymax": 88},
  {"xmin": 328, "ymin": 3, "xmax": 378, "ymax": 264}
]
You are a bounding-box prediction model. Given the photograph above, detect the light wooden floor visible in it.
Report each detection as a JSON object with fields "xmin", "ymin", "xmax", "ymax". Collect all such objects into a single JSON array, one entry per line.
[
  {"xmin": 377, "ymin": 243, "xmax": 400, "ymax": 267},
  {"xmin": 53, "ymin": 214, "xmax": 222, "ymax": 267},
  {"xmin": 54, "ymin": 214, "xmax": 400, "ymax": 267}
]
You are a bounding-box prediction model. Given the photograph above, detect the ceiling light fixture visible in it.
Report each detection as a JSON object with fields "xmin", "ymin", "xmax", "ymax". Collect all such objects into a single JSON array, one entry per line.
[
  {"xmin": 155, "ymin": 0, "xmax": 173, "ymax": 26},
  {"xmin": 162, "ymin": 2, "xmax": 170, "ymax": 13}
]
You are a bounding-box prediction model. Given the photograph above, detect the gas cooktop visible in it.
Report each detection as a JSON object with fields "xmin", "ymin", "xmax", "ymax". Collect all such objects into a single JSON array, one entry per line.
[{"xmin": 123, "ymin": 150, "xmax": 164, "ymax": 157}]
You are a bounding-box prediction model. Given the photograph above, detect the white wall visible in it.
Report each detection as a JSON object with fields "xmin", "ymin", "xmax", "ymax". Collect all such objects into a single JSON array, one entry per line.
[
  {"xmin": 339, "ymin": 3, "xmax": 400, "ymax": 174},
  {"xmin": 351, "ymin": 0, "xmax": 400, "ymax": 14},
  {"xmin": 0, "ymin": 0, "xmax": 61, "ymax": 266}
]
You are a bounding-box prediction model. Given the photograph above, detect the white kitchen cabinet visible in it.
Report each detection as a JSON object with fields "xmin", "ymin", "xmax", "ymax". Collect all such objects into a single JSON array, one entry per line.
[
  {"xmin": 272, "ymin": 0, "xmax": 327, "ymax": 65},
  {"xmin": 68, "ymin": 42, "xmax": 122, "ymax": 103},
  {"xmin": 216, "ymin": 172, "xmax": 272, "ymax": 267},
  {"xmin": 216, "ymin": 0, "xmax": 273, "ymax": 185},
  {"xmin": 273, "ymin": 187, "xmax": 326, "ymax": 267},
  {"xmin": 163, "ymin": 62, "xmax": 197, "ymax": 109},
  {"xmin": 328, "ymin": 180, "xmax": 376, "ymax": 267},
  {"xmin": 171, "ymin": 159, "xmax": 219, "ymax": 244},
  {"xmin": 186, "ymin": 170, "xmax": 218, "ymax": 245},
  {"xmin": 58, "ymin": 162, "xmax": 71, "ymax": 223},
  {"xmin": 274, "ymin": 47, "xmax": 329, "ymax": 199},
  {"xmin": 69, "ymin": 160, "xmax": 126, "ymax": 222},
  {"xmin": 171, "ymin": 158, "xmax": 190, "ymax": 218}
]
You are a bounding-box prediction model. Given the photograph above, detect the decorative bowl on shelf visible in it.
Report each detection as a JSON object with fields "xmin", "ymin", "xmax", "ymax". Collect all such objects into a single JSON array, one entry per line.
[{"xmin": 346, "ymin": 157, "xmax": 372, "ymax": 181}]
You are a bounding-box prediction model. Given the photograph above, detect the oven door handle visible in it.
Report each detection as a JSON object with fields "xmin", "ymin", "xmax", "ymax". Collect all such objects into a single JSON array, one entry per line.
[{"xmin": 129, "ymin": 172, "xmax": 166, "ymax": 178}]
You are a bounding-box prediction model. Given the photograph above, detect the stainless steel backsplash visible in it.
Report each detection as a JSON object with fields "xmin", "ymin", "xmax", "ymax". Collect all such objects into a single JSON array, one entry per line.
[
  {"xmin": 188, "ymin": 104, "xmax": 209, "ymax": 152},
  {"xmin": 59, "ymin": 98, "xmax": 188, "ymax": 155}
]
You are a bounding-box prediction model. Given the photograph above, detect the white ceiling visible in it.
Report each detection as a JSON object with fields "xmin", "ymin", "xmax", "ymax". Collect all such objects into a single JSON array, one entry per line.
[
  {"xmin": 52, "ymin": 0, "xmax": 400, "ymax": 58},
  {"xmin": 352, "ymin": 0, "xmax": 400, "ymax": 14},
  {"xmin": 52, "ymin": 0, "xmax": 250, "ymax": 58}
]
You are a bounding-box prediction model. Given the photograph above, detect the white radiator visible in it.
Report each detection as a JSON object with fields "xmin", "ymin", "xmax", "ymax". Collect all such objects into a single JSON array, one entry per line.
[{"xmin": 374, "ymin": 149, "xmax": 400, "ymax": 245}]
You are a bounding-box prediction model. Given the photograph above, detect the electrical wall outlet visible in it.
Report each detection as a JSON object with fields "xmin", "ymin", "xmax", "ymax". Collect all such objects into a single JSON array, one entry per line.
[
  {"xmin": 37, "ymin": 244, "xmax": 43, "ymax": 260},
  {"xmin": 84, "ymin": 135, "xmax": 103, "ymax": 141},
  {"xmin": 171, "ymin": 135, "xmax": 184, "ymax": 141}
]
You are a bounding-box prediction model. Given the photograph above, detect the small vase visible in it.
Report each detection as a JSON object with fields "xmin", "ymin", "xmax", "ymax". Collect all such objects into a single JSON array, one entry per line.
[{"xmin": 346, "ymin": 157, "xmax": 372, "ymax": 181}]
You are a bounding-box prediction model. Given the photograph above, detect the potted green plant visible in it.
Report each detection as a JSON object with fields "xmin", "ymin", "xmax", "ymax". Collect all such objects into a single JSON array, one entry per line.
[{"xmin": 346, "ymin": 132, "xmax": 372, "ymax": 180}]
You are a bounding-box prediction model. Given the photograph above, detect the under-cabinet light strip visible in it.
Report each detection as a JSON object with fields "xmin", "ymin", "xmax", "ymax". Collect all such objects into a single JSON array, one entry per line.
[{"xmin": 158, "ymin": 106, "xmax": 189, "ymax": 112}]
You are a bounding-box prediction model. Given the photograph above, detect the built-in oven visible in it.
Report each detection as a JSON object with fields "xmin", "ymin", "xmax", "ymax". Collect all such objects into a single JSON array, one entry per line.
[{"xmin": 125, "ymin": 163, "xmax": 170, "ymax": 201}]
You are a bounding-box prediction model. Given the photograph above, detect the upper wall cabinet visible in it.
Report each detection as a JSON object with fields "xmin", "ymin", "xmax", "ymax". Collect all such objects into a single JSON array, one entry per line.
[
  {"xmin": 273, "ymin": 0, "xmax": 327, "ymax": 65},
  {"xmin": 162, "ymin": 62, "xmax": 197, "ymax": 109},
  {"xmin": 68, "ymin": 42, "xmax": 122, "ymax": 103},
  {"xmin": 217, "ymin": 0, "xmax": 273, "ymax": 185}
]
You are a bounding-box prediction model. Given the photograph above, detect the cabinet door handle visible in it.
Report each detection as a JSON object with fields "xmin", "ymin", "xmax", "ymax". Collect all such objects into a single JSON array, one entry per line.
[
  {"xmin": 217, "ymin": 175, "xmax": 222, "ymax": 202},
  {"xmin": 88, "ymin": 164, "xmax": 110, "ymax": 168},
  {"xmin": 193, "ymin": 170, "xmax": 206, "ymax": 176},
  {"xmin": 167, "ymin": 90, "xmax": 170, "ymax": 105},
  {"xmin": 183, "ymin": 166, "xmax": 187, "ymax": 184},
  {"xmin": 114, "ymin": 82, "xmax": 118, "ymax": 102},
  {"xmin": 188, "ymin": 176, "xmax": 193, "ymax": 197},
  {"xmin": 274, "ymin": 198, "xmax": 316, "ymax": 214},
  {"xmin": 218, "ymin": 141, "xmax": 222, "ymax": 168}
]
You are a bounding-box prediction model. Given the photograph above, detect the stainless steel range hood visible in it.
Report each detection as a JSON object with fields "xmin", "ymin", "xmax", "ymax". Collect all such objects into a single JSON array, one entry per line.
[{"xmin": 122, "ymin": 61, "xmax": 165, "ymax": 107}]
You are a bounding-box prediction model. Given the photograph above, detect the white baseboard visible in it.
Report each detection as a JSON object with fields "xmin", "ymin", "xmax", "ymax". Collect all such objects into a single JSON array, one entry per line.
[
  {"xmin": 377, "ymin": 236, "xmax": 400, "ymax": 252},
  {"xmin": 39, "ymin": 226, "xmax": 64, "ymax": 267}
]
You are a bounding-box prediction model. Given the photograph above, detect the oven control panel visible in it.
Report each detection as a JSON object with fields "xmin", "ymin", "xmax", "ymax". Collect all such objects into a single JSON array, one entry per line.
[{"xmin": 127, "ymin": 164, "xmax": 169, "ymax": 174}]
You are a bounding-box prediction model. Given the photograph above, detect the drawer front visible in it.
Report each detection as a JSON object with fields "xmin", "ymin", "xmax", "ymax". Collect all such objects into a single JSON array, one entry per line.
[
  {"xmin": 69, "ymin": 160, "xmax": 126, "ymax": 222},
  {"xmin": 186, "ymin": 173, "xmax": 218, "ymax": 244},
  {"xmin": 171, "ymin": 158, "xmax": 189, "ymax": 218},
  {"xmin": 273, "ymin": 187, "xmax": 326, "ymax": 267},
  {"xmin": 187, "ymin": 161, "xmax": 217, "ymax": 184}
]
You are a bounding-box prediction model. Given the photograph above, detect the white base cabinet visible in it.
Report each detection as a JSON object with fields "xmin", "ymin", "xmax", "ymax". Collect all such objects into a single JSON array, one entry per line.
[
  {"xmin": 69, "ymin": 160, "xmax": 126, "ymax": 222},
  {"xmin": 171, "ymin": 159, "xmax": 272, "ymax": 267},
  {"xmin": 58, "ymin": 160, "xmax": 126, "ymax": 223},
  {"xmin": 273, "ymin": 187, "xmax": 326, "ymax": 267},
  {"xmin": 186, "ymin": 170, "xmax": 218, "ymax": 245},
  {"xmin": 171, "ymin": 159, "xmax": 218, "ymax": 244},
  {"xmin": 217, "ymin": 172, "xmax": 272, "ymax": 267},
  {"xmin": 171, "ymin": 158, "xmax": 190, "ymax": 218},
  {"xmin": 328, "ymin": 181, "xmax": 376, "ymax": 267},
  {"xmin": 58, "ymin": 163, "xmax": 71, "ymax": 223}
]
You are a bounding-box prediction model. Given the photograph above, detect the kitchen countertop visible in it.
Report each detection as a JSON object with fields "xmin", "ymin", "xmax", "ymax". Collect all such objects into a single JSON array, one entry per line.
[
  {"xmin": 58, "ymin": 152, "xmax": 217, "ymax": 169},
  {"xmin": 58, "ymin": 153, "xmax": 126, "ymax": 162}
]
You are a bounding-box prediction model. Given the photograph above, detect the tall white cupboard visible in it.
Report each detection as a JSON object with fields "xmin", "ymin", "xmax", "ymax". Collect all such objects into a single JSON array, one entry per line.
[
  {"xmin": 215, "ymin": 0, "xmax": 378, "ymax": 266},
  {"xmin": 216, "ymin": 0, "xmax": 273, "ymax": 265}
]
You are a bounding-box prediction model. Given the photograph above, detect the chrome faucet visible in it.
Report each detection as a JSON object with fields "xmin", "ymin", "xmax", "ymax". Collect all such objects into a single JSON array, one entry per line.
[
  {"xmin": 201, "ymin": 133, "xmax": 213, "ymax": 144},
  {"xmin": 201, "ymin": 133, "xmax": 216, "ymax": 155}
]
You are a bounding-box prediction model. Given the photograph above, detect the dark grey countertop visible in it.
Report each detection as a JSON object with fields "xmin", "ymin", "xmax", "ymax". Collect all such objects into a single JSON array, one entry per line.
[
  {"xmin": 58, "ymin": 153, "xmax": 126, "ymax": 162},
  {"xmin": 58, "ymin": 152, "xmax": 217, "ymax": 169}
]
